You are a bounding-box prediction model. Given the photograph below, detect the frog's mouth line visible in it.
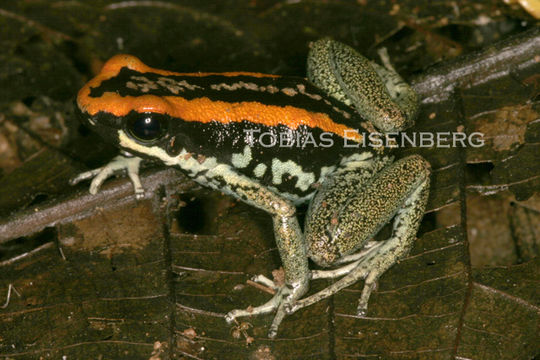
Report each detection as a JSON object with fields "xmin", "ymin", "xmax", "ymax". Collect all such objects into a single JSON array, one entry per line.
[{"xmin": 117, "ymin": 130, "xmax": 178, "ymax": 167}]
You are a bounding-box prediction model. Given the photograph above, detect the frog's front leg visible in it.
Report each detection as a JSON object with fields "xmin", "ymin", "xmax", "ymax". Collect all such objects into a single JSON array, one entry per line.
[
  {"xmin": 287, "ymin": 155, "xmax": 430, "ymax": 316},
  {"xmin": 218, "ymin": 166, "xmax": 309, "ymax": 338},
  {"xmin": 70, "ymin": 153, "xmax": 144, "ymax": 198}
]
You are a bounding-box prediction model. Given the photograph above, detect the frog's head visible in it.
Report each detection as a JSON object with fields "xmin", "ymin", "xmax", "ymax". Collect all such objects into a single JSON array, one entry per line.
[
  {"xmin": 75, "ymin": 103, "xmax": 171, "ymax": 148},
  {"xmin": 75, "ymin": 54, "xmax": 183, "ymax": 157}
]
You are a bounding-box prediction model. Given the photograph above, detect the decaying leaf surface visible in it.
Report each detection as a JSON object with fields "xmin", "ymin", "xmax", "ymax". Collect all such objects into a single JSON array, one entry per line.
[
  {"xmin": 0, "ymin": 200, "xmax": 171, "ymax": 358},
  {"xmin": 334, "ymin": 226, "xmax": 467, "ymax": 358},
  {"xmin": 0, "ymin": 1, "xmax": 539, "ymax": 359},
  {"xmin": 459, "ymin": 261, "xmax": 539, "ymax": 359}
]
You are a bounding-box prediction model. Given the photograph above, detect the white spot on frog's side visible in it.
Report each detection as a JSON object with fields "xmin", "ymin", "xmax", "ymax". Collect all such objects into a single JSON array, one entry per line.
[
  {"xmin": 127, "ymin": 76, "xmax": 204, "ymax": 95},
  {"xmin": 211, "ymin": 82, "xmax": 261, "ymax": 92},
  {"xmin": 295, "ymin": 84, "xmax": 322, "ymax": 100},
  {"xmin": 253, "ymin": 163, "xmax": 267, "ymax": 178},
  {"xmin": 231, "ymin": 146, "xmax": 252, "ymax": 169},
  {"xmin": 264, "ymin": 85, "xmax": 279, "ymax": 94},
  {"xmin": 127, "ymin": 76, "xmax": 159, "ymax": 93},
  {"xmin": 211, "ymin": 82, "xmax": 284, "ymax": 95},
  {"xmin": 333, "ymin": 106, "xmax": 352, "ymax": 119},
  {"xmin": 156, "ymin": 77, "xmax": 203, "ymax": 94},
  {"xmin": 281, "ymin": 87, "xmax": 298, "ymax": 96},
  {"xmin": 271, "ymin": 158, "xmax": 315, "ymax": 192}
]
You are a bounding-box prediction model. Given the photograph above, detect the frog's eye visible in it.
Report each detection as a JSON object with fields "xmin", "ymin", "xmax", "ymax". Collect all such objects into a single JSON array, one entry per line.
[{"xmin": 125, "ymin": 113, "xmax": 167, "ymax": 142}]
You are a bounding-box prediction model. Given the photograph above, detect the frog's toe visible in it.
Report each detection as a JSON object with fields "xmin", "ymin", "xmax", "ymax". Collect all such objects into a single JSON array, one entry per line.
[
  {"xmin": 226, "ymin": 289, "xmax": 285, "ymax": 322},
  {"xmin": 89, "ymin": 168, "xmax": 114, "ymax": 194},
  {"xmin": 127, "ymin": 171, "xmax": 145, "ymax": 199},
  {"xmin": 268, "ymin": 307, "xmax": 286, "ymax": 338},
  {"xmin": 356, "ymin": 306, "xmax": 368, "ymax": 317},
  {"xmin": 251, "ymin": 274, "xmax": 278, "ymax": 290},
  {"xmin": 225, "ymin": 285, "xmax": 297, "ymax": 337},
  {"xmin": 224, "ymin": 310, "xmax": 242, "ymax": 324},
  {"xmin": 69, "ymin": 168, "xmax": 102, "ymax": 186},
  {"xmin": 70, "ymin": 155, "xmax": 145, "ymax": 196},
  {"xmin": 356, "ymin": 274, "xmax": 378, "ymax": 317},
  {"xmin": 283, "ymin": 300, "xmax": 297, "ymax": 314}
]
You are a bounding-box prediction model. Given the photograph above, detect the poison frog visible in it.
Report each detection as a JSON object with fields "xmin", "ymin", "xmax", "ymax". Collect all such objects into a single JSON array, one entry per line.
[{"xmin": 72, "ymin": 38, "xmax": 430, "ymax": 338}]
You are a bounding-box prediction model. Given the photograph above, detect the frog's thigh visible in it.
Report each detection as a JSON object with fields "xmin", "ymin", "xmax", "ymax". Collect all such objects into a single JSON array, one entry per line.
[
  {"xmin": 305, "ymin": 156, "xmax": 391, "ymax": 266},
  {"xmin": 295, "ymin": 155, "xmax": 430, "ymax": 314}
]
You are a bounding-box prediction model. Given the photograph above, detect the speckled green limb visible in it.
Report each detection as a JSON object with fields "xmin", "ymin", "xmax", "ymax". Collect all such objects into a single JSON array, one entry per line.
[
  {"xmin": 223, "ymin": 170, "xmax": 309, "ymax": 337},
  {"xmin": 307, "ymin": 38, "xmax": 418, "ymax": 132},
  {"xmin": 70, "ymin": 154, "xmax": 144, "ymax": 198},
  {"xmin": 288, "ymin": 155, "xmax": 430, "ymax": 315}
]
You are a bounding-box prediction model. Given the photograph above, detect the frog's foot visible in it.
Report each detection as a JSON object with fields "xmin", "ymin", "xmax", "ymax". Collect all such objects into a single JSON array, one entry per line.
[
  {"xmin": 250, "ymin": 274, "xmax": 279, "ymax": 289},
  {"xmin": 225, "ymin": 281, "xmax": 293, "ymax": 338},
  {"xmin": 310, "ymin": 254, "xmax": 379, "ymax": 317},
  {"xmin": 70, "ymin": 155, "xmax": 144, "ymax": 198},
  {"xmin": 285, "ymin": 246, "xmax": 389, "ymax": 317}
]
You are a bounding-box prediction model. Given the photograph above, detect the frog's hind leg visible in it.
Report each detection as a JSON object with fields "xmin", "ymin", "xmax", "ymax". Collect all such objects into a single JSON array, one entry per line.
[
  {"xmin": 306, "ymin": 38, "xmax": 417, "ymax": 132},
  {"xmin": 290, "ymin": 155, "xmax": 430, "ymax": 316},
  {"xmin": 370, "ymin": 48, "xmax": 418, "ymax": 128}
]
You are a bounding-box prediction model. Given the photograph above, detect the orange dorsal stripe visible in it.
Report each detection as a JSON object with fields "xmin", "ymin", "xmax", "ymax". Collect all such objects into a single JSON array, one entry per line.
[{"xmin": 79, "ymin": 93, "xmax": 362, "ymax": 142}]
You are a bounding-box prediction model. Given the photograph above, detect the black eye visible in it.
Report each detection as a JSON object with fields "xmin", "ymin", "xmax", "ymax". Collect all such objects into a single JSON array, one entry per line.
[{"xmin": 126, "ymin": 113, "xmax": 167, "ymax": 142}]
